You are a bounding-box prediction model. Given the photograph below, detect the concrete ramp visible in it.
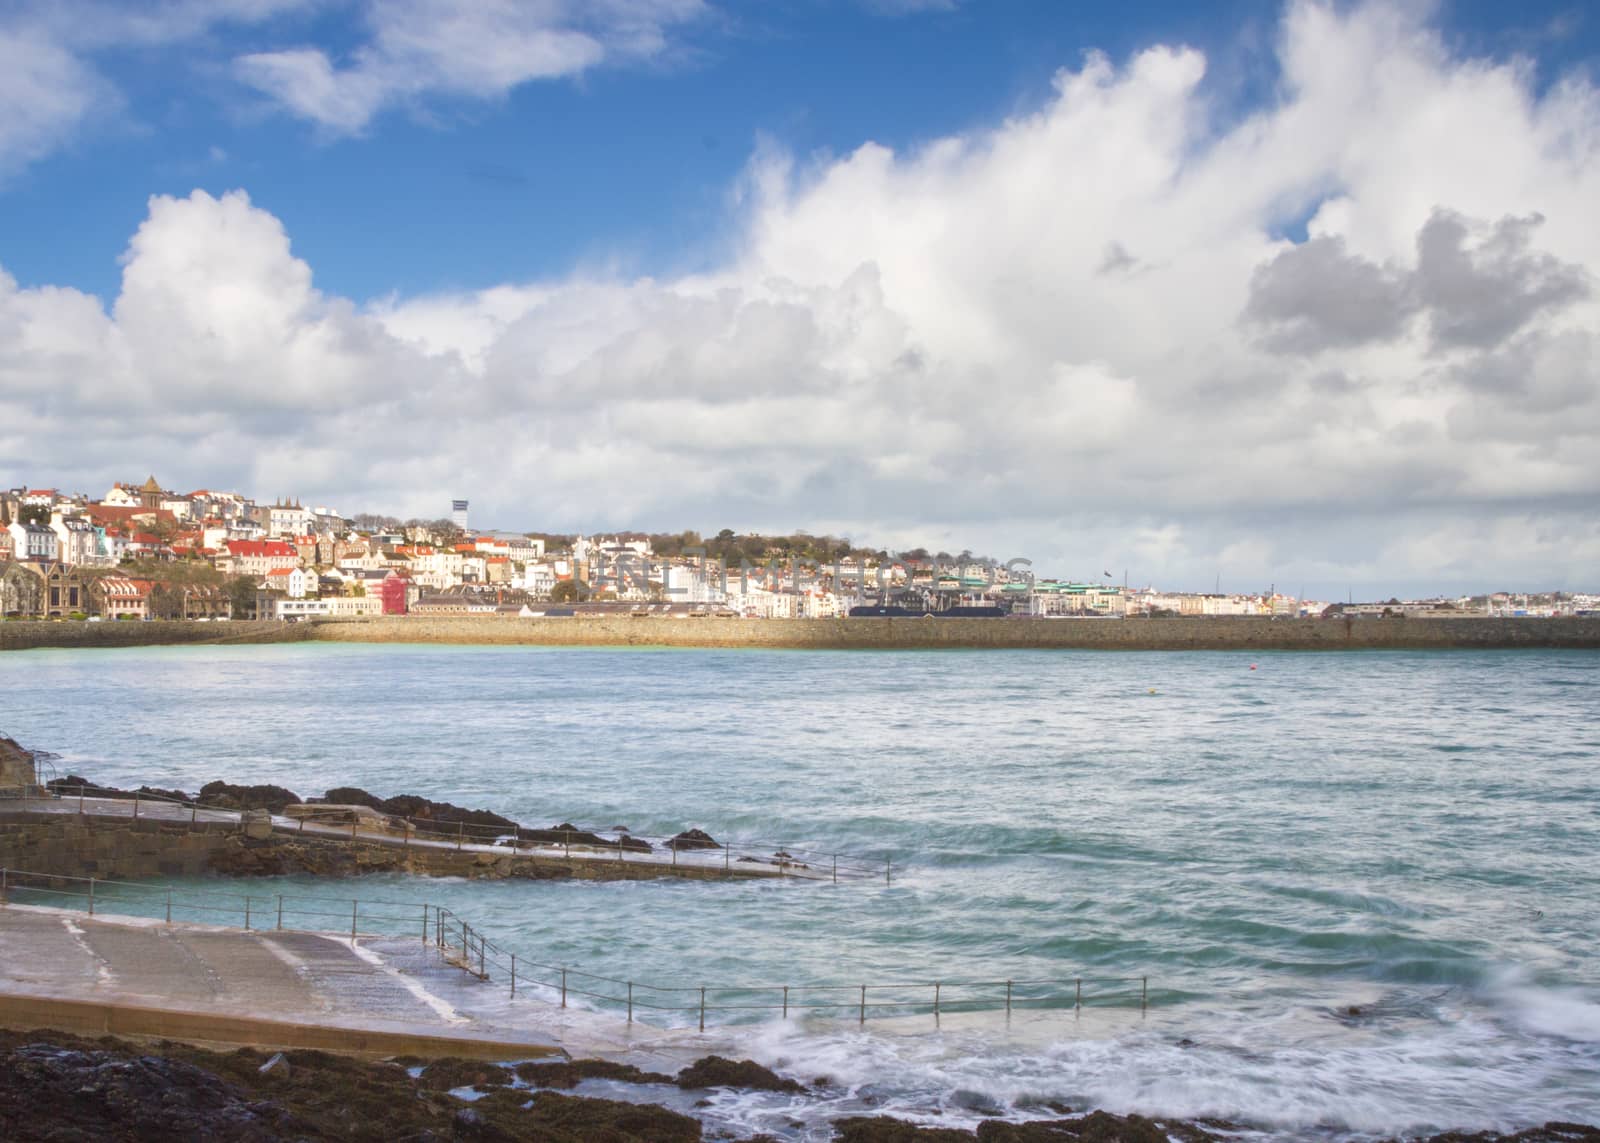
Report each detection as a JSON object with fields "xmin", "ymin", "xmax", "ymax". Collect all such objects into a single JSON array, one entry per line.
[{"xmin": 0, "ymin": 905, "xmax": 560, "ymax": 1060}]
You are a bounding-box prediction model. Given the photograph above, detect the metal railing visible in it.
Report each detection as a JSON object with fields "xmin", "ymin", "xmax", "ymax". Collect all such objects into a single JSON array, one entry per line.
[
  {"xmin": 0, "ymin": 868, "xmax": 431, "ymax": 942},
  {"xmin": 4, "ymin": 783, "xmax": 889, "ymax": 882},
  {"xmin": 0, "ymin": 866, "xmax": 1153, "ymax": 1031},
  {"xmin": 431, "ymin": 905, "xmax": 1149, "ymax": 1030}
]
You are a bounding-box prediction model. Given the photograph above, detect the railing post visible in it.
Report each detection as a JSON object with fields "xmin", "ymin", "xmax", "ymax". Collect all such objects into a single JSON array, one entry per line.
[
  {"xmin": 278, "ymin": 895, "xmax": 285, "ymax": 931},
  {"xmin": 244, "ymin": 895, "xmax": 251, "ymax": 931},
  {"xmin": 421, "ymin": 905, "xmax": 428, "ymax": 945},
  {"xmin": 832, "ymin": 855, "xmax": 837, "ymax": 884},
  {"xmin": 478, "ymin": 934, "xmax": 485, "ymax": 979},
  {"xmin": 724, "ymin": 843, "xmax": 730, "ymax": 877},
  {"xmin": 351, "ymin": 899, "xmax": 358, "ymax": 940},
  {"xmin": 1141, "ymin": 976, "xmax": 1148, "ymax": 1012},
  {"xmin": 699, "ymin": 986, "xmax": 706, "ymax": 1032},
  {"xmin": 1005, "ymin": 980, "xmax": 1012, "ymax": 1017},
  {"xmin": 298, "ymin": 814, "xmax": 304, "ymax": 833},
  {"xmin": 934, "ymin": 982, "xmax": 940, "ymax": 1019},
  {"xmin": 859, "ymin": 985, "xmax": 866, "ymax": 1025},
  {"xmin": 886, "ymin": 856, "xmax": 891, "ymax": 886},
  {"xmin": 782, "ymin": 985, "xmax": 788, "ymax": 1019},
  {"xmin": 1075, "ymin": 978, "xmax": 1082, "ymax": 1010},
  {"xmin": 672, "ymin": 843, "xmax": 677, "ymax": 871},
  {"xmin": 457, "ymin": 822, "xmax": 464, "ymax": 851},
  {"xmin": 191, "ymin": 802, "xmax": 198, "ymax": 828},
  {"xmin": 78, "ymin": 786, "xmax": 85, "ymax": 814},
  {"xmin": 510, "ymin": 954, "xmax": 516, "ymax": 997},
  {"xmin": 1, "ymin": 867, "xmax": 6, "ymax": 906},
  {"xmin": 564, "ymin": 830, "xmax": 570, "ymax": 859},
  {"xmin": 88, "ymin": 877, "xmax": 95, "ymax": 917},
  {"xmin": 462, "ymin": 922, "xmax": 470, "ymax": 961},
  {"xmin": 561, "ymin": 968, "xmax": 567, "ymax": 1008},
  {"xmin": 133, "ymin": 791, "xmax": 140, "ymax": 820},
  {"xmin": 627, "ymin": 981, "xmax": 633, "ymax": 1023}
]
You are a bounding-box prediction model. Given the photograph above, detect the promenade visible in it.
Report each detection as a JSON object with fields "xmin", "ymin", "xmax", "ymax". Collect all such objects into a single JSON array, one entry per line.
[{"xmin": 0, "ymin": 904, "xmax": 568, "ymax": 1060}]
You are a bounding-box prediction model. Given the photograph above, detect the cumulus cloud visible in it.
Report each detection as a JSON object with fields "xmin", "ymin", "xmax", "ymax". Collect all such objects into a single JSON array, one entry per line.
[
  {"xmin": 235, "ymin": 0, "xmax": 707, "ymax": 134},
  {"xmin": 4, "ymin": 0, "xmax": 1600, "ymax": 595}
]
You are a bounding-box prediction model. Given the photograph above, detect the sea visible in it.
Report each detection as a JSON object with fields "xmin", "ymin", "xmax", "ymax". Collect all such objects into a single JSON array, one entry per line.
[{"xmin": 4, "ymin": 642, "xmax": 1598, "ymax": 1139}]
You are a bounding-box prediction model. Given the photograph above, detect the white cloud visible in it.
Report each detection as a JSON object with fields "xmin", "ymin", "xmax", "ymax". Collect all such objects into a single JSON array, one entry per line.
[
  {"xmin": 235, "ymin": 0, "xmax": 707, "ymax": 134},
  {"xmin": 4, "ymin": 1, "xmax": 1600, "ymax": 595},
  {"xmin": 0, "ymin": 0, "xmax": 311, "ymax": 179}
]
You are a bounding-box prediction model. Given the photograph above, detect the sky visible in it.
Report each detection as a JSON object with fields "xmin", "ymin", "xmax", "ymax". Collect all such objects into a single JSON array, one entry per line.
[{"xmin": 2, "ymin": 0, "xmax": 1599, "ymax": 599}]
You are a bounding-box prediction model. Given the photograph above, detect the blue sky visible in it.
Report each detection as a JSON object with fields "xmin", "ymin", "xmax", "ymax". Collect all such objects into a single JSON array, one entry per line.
[
  {"xmin": 5, "ymin": 1, "xmax": 1592, "ymax": 304},
  {"xmin": 4, "ymin": 1, "xmax": 1600, "ymax": 596}
]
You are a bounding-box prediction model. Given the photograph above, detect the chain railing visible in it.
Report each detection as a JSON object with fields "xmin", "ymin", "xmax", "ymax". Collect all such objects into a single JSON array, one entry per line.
[
  {"xmin": 3, "ymin": 783, "xmax": 889, "ymax": 883},
  {"xmin": 429, "ymin": 906, "xmax": 1150, "ymax": 1031},
  {"xmin": 0, "ymin": 867, "xmax": 432, "ymax": 941},
  {"xmin": 0, "ymin": 866, "xmax": 1153, "ymax": 1031}
]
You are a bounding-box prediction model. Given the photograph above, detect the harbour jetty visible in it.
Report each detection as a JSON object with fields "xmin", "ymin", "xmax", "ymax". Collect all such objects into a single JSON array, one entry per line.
[{"xmin": 4, "ymin": 613, "xmax": 1600, "ymax": 652}]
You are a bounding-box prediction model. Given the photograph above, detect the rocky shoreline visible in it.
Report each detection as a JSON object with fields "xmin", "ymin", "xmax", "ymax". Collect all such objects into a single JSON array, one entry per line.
[{"xmin": 1, "ymin": 1030, "xmax": 1595, "ymax": 1142}]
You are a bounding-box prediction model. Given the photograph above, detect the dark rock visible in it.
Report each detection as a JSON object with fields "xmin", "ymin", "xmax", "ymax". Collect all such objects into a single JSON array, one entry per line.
[
  {"xmin": 833, "ymin": 1116, "xmax": 976, "ymax": 1142},
  {"xmin": 200, "ymin": 781, "xmax": 302, "ymax": 813},
  {"xmin": 676, "ymin": 1056, "xmax": 804, "ymax": 1093},
  {"xmin": 513, "ymin": 1057, "xmax": 675, "ymax": 1089},
  {"xmin": 0, "ymin": 1041, "xmax": 303, "ymax": 1140},
  {"xmin": 415, "ymin": 1057, "xmax": 512, "ymax": 1091},
  {"xmin": 668, "ymin": 828, "xmax": 721, "ymax": 851},
  {"xmin": 524, "ymin": 1088, "xmax": 703, "ymax": 1141},
  {"xmin": 951, "ymin": 1089, "xmax": 1003, "ymax": 1115}
]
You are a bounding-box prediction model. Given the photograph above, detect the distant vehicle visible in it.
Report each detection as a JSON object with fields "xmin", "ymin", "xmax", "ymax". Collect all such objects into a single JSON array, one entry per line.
[{"xmin": 492, "ymin": 835, "xmax": 520, "ymax": 848}]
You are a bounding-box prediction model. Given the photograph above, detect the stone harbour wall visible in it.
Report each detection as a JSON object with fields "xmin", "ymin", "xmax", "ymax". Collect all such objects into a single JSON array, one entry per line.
[
  {"xmin": 0, "ymin": 812, "xmax": 752, "ymax": 884},
  {"xmin": 0, "ymin": 619, "xmax": 308, "ymax": 652},
  {"xmin": 307, "ymin": 614, "xmax": 1600, "ymax": 650},
  {"xmin": 3, "ymin": 613, "xmax": 1599, "ymax": 653}
]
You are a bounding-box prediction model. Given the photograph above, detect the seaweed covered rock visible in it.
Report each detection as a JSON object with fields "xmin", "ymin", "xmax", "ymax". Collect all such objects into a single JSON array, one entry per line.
[
  {"xmin": 668, "ymin": 828, "xmax": 721, "ymax": 851},
  {"xmin": 0, "ymin": 1041, "xmax": 305, "ymax": 1141},
  {"xmin": 676, "ymin": 1056, "xmax": 804, "ymax": 1094},
  {"xmin": 416, "ymin": 1058, "xmax": 513, "ymax": 1092},
  {"xmin": 321, "ymin": 787, "xmax": 517, "ymax": 831},
  {"xmin": 200, "ymin": 781, "xmax": 302, "ymax": 813},
  {"xmin": 518, "ymin": 822, "xmax": 652, "ymax": 851},
  {"xmin": 514, "ymin": 1058, "xmax": 675, "ymax": 1089}
]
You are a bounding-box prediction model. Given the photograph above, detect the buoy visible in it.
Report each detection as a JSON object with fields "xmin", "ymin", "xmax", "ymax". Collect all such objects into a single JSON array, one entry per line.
[
  {"xmin": 1147, "ymin": 688, "xmax": 1157, "ymax": 694},
  {"xmin": 1249, "ymin": 664, "xmax": 1258, "ymax": 670}
]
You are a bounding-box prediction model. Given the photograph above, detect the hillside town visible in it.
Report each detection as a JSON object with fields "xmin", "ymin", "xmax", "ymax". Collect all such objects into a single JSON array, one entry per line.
[{"xmin": 0, "ymin": 477, "xmax": 1592, "ymax": 622}]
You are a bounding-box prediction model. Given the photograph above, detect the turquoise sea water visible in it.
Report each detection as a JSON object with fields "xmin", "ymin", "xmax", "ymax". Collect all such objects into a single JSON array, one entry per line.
[{"xmin": 5, "ymin": 643, "xmax": 1599, "ymax": 1137}]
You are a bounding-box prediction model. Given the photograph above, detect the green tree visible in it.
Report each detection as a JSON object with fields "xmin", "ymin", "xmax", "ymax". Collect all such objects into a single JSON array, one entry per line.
[
  {"xmin": 549, "ymin": 579, "xmax": 590, "ymax": 603},
  {"xmin": 226, "ymin": 576, "xmax": 258, "ymax": 620},
  {"xmin": 148, "ymin": 583, "xmax": 184, "ymax": 620}
]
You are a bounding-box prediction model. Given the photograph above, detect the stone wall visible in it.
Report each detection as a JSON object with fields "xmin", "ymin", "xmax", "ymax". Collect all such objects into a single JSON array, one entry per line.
[
  {"xmin": 307, "ymin": 614, "xmax": 1600, "ymax": 651},
  {"xmin": 0, "ymin": 813, "xmax": 237, "ymax": 881},
  {"xmin": 4, "ymin": 613, "xmax": 1598, "ymax": 653},
  {"xmin": 0, "ymin": 812, "xmax": 755, "ymax": 884},
  {"xmin": 0, "ymin": 619, "xmax": 310, "ymax": 652}
]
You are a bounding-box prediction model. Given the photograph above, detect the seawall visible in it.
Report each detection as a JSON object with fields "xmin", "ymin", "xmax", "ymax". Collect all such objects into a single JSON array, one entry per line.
[
  {"xmin": 3, "ymin": 614, "xmax": 1599, "ymax": 652},
  {"xmin": 0, "ymin": 810, "xmax": 770, "ymax": 883},
  {"xmin": 309, "ymin": 614, "xmax": 1600, "ymax": 650},
  {"xmin": 0, "ymin": 619, "xmax": 309, "ymax": 651}
]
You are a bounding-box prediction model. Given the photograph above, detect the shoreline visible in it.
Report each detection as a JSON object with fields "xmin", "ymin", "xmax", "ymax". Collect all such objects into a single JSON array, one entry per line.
[{"xmin": 4, "ymin": 614, "xmax": 1600, "ymax": 652}]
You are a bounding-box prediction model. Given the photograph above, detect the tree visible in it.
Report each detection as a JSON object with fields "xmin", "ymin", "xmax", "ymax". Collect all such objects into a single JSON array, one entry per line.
[
  {"xmin": 550, "ymin": 579, "xmax": 590, "ymax": 603},
  {"xmin": 148, "ymin": 583, "xmax": 184, "ymax": 620},
  {"xmin": 226, "ymin": 576, "xmax": 258, "ymax": 620}
]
